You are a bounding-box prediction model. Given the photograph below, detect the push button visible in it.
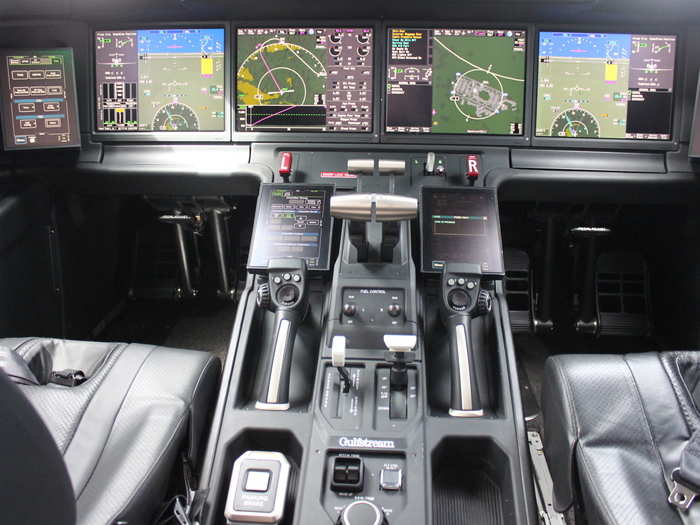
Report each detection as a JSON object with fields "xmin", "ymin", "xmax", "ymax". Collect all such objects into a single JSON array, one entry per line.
[
  {"xmin": 244, "ymin": 469, "xmax": 271, "ymax": 492},
  {"xmin": 331, "ymin": 457, "xmax": 364, "ymax": 493},
  {"xmin": 380, "ymin": 467, "xmax": 403, "ymax": 491}
]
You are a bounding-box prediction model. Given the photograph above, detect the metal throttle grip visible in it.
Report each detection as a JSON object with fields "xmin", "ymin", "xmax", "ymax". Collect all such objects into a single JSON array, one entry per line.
[
  {"xmin": 255, "ymin": 258, "xmax": 309, "ymax": 411},
  {"xmin": 440, "ymin": 266, "xmax": 492, "ymax": 417}
]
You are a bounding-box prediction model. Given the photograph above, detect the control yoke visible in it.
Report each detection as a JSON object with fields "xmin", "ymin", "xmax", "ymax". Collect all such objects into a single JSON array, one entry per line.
[
  {"xmin": 440, "ymin": 263, "xmax": 492, "ymax": 417},
  {"xmin": 255, "ymin": 258, "xmax": 309, "ymax": 411}
]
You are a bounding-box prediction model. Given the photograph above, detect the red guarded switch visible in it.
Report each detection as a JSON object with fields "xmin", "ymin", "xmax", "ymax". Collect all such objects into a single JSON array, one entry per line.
[
  {"xmin": 279, "ymin": 151, "xmax": 293, "ymax": 182},
  {"xmin": 466, "ymin": 154, "xmax": 480, "ymax": 182}
]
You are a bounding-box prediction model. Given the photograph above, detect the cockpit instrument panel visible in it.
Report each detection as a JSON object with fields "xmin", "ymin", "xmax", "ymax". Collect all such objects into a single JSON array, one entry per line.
[
  {"xmin": 94, "ymin": 28, "xmax": 226, "ymax": 132},
  {"xmin": 0, "ymin": 48, "xmax": 80, "ymax": 150},
  {"xmin": 536, "ymin": 32, "xmax": 677, "ymax": 140},
  {"xmin": 236, "ymin": 27, "xmax": 374, "ymax": 133},
  {"xmin": 385, "ymin": 28, "xmax": 527, "ymax": 136}
]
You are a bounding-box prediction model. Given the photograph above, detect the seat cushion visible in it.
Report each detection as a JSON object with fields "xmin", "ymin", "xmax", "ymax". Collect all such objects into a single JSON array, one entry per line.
[
  {"xmin": 1, "ymin": 338, "xmax": 220, "ymax": 525},
  {"xmin": 542, "ymin": 352, "xmax": 700, "ymax": 525}
]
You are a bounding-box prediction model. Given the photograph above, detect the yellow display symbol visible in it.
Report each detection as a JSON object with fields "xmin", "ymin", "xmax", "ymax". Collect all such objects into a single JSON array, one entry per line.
[
  {"xmin": 605, "ymin": 63, "xmax": 618, "ymax": 82},
  {"xmin": 201, "ymin": 57, "xmax": 213, "ymax": 76}
]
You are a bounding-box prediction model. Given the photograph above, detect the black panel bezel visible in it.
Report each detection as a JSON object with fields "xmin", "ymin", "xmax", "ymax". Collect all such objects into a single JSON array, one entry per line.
[
  {"xmin": 247, "ymin": 182, "xmax": 335, "ymax": 272},
  {"xmin": 688, "ymin": 71, "xmax": 700, "ymax": 158},
  {"xmin": 419, "ymin": 185, "xmax": 505, "ymax": 276},
  {"xmin": 380, "ymin": 21, "xmax": 534, "ymax": 147},
  {"xmin": 531, "ymin": 24, "xmax": 684, "ymax": 151},
  {"xmin": 0, "ymin": 47, "xmax": 82, "ymax": 151},
  {"xmin": 89, "ymin": 21, "xmax": 232, "ymax": 143},
  {"xmin": 232, "ymin": 21, "xmax": 382, "ymax": 144}
]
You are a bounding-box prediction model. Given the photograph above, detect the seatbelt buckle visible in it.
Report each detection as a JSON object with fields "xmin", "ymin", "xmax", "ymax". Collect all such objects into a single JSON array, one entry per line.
[
  {"xmin": 669, "ymin": 468, "xmax": 700, "ymax": 511},
  {"xmin": 50, "ymin": 369, "xmax": 86, "ymax": 387}
]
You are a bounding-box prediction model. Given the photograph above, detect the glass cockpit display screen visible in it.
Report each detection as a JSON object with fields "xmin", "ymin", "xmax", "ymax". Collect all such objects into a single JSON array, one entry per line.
[
  {"xmin": 248, "ymin": 184, "xmax": 334, "ymax": 271},
  {"xmin": 536, "ymin": 32, "xmax": 677, "ymax": 140},
  {"xmin": 0, "ymin": 48, "xmax": 81, "ymax": 150},
  {"xmin": 94, "ymin": 28, "xmax": 226, "ymax": 132},
  {"xmin": 385, "ymin": 28, "xmax": 527, "ymax": 135},
  {"xmin": 236, "ymin": 27, "xmax": 373, "ymax": 133},
  {"xmin": 421, "ymin": 187, "xmax": 504, "ymax": 275}
]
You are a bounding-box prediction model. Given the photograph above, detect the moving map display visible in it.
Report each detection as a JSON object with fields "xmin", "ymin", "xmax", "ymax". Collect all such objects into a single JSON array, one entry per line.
[
  {"xmin": 95, "ymin": 28, "xmax": 226, "ymax": 132},
  {"xmin": 0, "ymin": 48, "xmax": 81, "ymax": 149},
  {"xmin": 385, "ymin": 28, "xmax": 527, "ymax": 135},
  {"xmin": 536, "ymin": 32, "xmax": 677, "ymax": 140},
  {"xmin": 236, "ymin": 27, "xmax": 374, "ymax": 133}
]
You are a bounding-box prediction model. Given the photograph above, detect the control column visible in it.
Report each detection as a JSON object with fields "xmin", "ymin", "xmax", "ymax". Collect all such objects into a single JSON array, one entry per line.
[
  {"xmin": 440, "ymin": 264, "xmax": 492, "ymax": 417},
  {"xmin": 255, "ymin": 258, "xmax": 309, "ymax": 410}
]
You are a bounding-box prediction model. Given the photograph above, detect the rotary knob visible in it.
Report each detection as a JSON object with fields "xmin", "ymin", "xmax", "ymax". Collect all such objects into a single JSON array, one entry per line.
[
  {"xmin": 337, "ymin": 500, "xmax": 387, "ymax": 525},
  {"xmin": 256, "ymin": 282, "xmax": 271, "ymax": 310},
  {"xmin": 476, "ymin": 290, "xmax": 492, "ymax": 316}
]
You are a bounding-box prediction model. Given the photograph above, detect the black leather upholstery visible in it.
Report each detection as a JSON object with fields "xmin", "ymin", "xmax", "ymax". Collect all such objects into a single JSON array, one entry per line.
[
  {"xmin": 0, "ymin": 369, "xmax": 76, "ymax": 525},
  {"xmin": 0, "ymin": 338, "xmax": 220, "ymax": 525},
  {"xmin": 542, "ymin": 352, "xmax": 700, "ymax": 525}
]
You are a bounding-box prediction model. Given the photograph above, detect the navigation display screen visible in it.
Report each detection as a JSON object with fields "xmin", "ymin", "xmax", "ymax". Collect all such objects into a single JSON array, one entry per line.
[
  {"xmin": 248, "ymin": 184, "xmax": 334, "ymax": 271},
  {"xmin": 421, "ymin": 187, "xmax": 504, "ymax": 275},
  {"xmin": 536, "ymin": 32, "xmax": 677, "ymax": 140},
  {"xmin": 95, "ymin": 28, "xmax": 226, "ymax": 132},
  {"xmin": 385, "ymin": 28, "xmax": 526, "ymax": 135},
  {"xmin": 0, "ymin": 48, "xmax": 80, "ymax": 150},
  {"xmin": 236, "ymin": 27, "xmax": 373, "ymax": 133}
]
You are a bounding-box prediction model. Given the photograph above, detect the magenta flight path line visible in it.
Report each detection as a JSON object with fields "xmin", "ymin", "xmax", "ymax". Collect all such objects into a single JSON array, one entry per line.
[
  {"xmin": 250, "ymin": 105, "xmax": 298, "ymax": 126},
  {"xmin": 258, "ymin": 47, "xmax": 283, "ymax": 92}
]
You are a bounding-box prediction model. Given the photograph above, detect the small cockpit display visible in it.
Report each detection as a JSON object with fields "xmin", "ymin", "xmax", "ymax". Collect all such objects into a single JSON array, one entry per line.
[
  {"xmin": 248, "ymin": 184, "xmax": 334, "ymax": 271},
  {"xmin": 536, "ymin": 32, "xmax": 677, "ymax": 140},
  {"xmin": 421, "ymin": 187, "xmax": 504, "ymax": 275},
  {"xmin": 0, "ymin": 48, "xmax": 80, "ymax": 150},
  {"xmin": 94, "ymin": 28, "xmax": 226, "ymax": 132},
  {"xmin": 236, "ymin": 27, "xmax": 374, "ymax": 133},
  {"xmin": 385, "ymin": 28, "xmax": 527, "ymax": 135}
]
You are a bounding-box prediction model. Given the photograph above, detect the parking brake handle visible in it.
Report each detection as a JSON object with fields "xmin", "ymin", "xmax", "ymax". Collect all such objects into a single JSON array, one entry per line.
[
  {"xmin": 440, "ymin": 265, "xmax": 492, "ymax": 417},
  {"xmin": 255, "ymin": 258, "xmax": 309, "ymax": 411}
]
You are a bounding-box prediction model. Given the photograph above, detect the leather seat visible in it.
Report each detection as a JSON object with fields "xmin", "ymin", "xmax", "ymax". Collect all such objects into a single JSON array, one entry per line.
[
  {"xmin": 542, "ymin": 352, "xmax": 700, "ymax": 525},
  {"xmin": 0, "ymin": 337, "xmax": 220, "ymax": 525}
]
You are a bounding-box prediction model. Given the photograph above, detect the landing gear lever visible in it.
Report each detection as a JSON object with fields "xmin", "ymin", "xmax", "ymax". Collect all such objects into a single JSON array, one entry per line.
[
  {"xmin": 440, "ymin": 264, "xmax": 492, "ymax": 417},
  {"xmin": 255, "ymin": 258, "xmax": 309, "ymax": 411}
]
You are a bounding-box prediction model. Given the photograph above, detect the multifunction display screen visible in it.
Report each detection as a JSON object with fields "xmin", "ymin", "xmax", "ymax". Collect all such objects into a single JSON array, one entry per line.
[
  {"xmin": 688, "ymin": 76, "xmax": 700, "ymax": 158},
  {"xmin": 248, "ymin": 184, "xmax": 334, "ymax": 271},
  {"xmin": 536, "ymin": 32, "xmax": 677, "ymax": 140},
  {"xmin": 95, "ymin": 28, "xmax": 226, "ymax": 132},
  {"xmin": 421, "ymin": 187, "xmax": 504, "ymax": 275},
  {"xmin": 236, "ymin": 27, "xmax": 373, "ymax": 133},
  {"xmin": 0, "ymin": 48, "xmax": 80, "ymax": 149},
  {"xmin": 385, "ymin": 28, "xmax": 527, "ymax": 135}
]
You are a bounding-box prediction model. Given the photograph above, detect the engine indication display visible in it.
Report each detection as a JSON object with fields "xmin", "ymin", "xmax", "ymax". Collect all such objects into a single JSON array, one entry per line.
[
  {"xmin": 536, "ymin": 32, "xmax": 677, "ymax": 141},
  {"xmin": 0, "ymin": 48, "xmax": 81, "ymax": 150},
  {"xmin": 95, "ymin": 28, "xmax": 226, "ymax": 132},
  {"xmin": 236, "ymin": 27, "xmax": 374, "ymax": 133},
  {"xmin": 385, "ymin": 28, "xmax": 527, "ymax": 136}
]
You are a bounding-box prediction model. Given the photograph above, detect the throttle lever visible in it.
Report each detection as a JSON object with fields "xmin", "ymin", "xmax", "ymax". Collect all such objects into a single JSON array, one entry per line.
[{"xmin": 255, "ymin": 258, "xmax": 309, "ymax": 411}]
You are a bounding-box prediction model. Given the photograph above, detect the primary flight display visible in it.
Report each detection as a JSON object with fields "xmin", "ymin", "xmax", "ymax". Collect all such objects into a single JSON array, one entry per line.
[
  {"xmin": 385, "ymin": 28, "xmax": 527, "ymax": 136},
  {"xmin": 236, "ymin": 27, "xmax": 374, "ymax": 133},
  {"xmin": 536, "ymin": 32, "xmax": 677, "ymax": 140},
  {"xmin": 95, "ymin": 28, "xmax": 226, "ymax": 132}
]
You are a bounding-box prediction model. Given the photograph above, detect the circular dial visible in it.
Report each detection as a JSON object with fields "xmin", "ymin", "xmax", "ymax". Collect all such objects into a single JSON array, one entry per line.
[
  {"xmin": 337, "ymin": 501, "xmax": 386, "ymax": 525},
  {"xmin": 152, "ymin": 102, "xmax": 199, "ymax": 131},
  {"xmin": 550, "ymin": 108, "xmax": 600, "ymax": 138}
]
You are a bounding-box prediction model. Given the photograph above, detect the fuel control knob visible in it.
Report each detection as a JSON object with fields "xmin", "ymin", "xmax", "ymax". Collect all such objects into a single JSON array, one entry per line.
[{"xmin": 337, "ymin": 500, "xmax": 387, "ymax": 525}]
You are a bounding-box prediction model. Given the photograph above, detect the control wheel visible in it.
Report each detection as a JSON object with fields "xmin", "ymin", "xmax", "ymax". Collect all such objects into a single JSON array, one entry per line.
[{"xmin": 337, "ymin": 501, "xmax": 387, "ymax": 525}]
